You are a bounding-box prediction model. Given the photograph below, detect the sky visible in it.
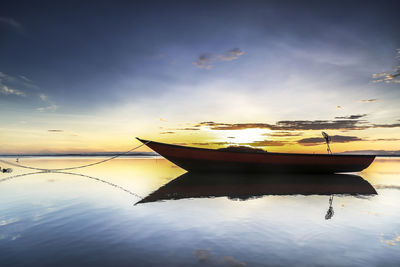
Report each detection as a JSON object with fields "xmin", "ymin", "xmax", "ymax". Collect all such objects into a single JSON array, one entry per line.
[{"xmin": 0, "ymin": 0, "xmax": 400, "ymax": 154}]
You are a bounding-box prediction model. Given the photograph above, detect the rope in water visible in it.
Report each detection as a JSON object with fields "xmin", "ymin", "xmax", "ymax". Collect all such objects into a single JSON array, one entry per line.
[
  {"xmin": 0, "ymin": 171, "xmax": 143, "ymax": 199},
  {"xmin": 0, "ymin": 141, "xmax": 151, "ymax": 172}
]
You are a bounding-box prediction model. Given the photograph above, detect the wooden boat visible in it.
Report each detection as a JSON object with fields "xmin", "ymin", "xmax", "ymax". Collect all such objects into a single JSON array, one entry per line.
[
  {"xmin": 136, "ymin": 172, "xmax": 377, "ymax": 204},
  {"xmin": 137, "ymin": 138, "xmax": 375, "ymax": 173}
]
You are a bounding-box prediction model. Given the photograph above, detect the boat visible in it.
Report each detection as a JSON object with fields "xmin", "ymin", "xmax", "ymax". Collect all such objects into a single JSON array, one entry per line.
[
  {"xmin": 136, "ymin": 138, "xmax": 375, "ymax": 173},
  {"xmin": 136, "ymin": 172, "xmax": 377, "ymax": 204}
]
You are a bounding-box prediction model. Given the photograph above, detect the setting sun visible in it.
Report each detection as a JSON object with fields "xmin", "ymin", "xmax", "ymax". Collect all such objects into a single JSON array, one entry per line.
[{"xmin": 215, "ymin": 128, "xmax": 270, "ymax": 144}]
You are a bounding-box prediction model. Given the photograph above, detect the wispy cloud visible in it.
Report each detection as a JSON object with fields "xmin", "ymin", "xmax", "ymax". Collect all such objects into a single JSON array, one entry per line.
[
  {"xmin": 374, "ymin": 185, "xmax": 400, "ymax": 190},
  {"xmin": 359, "ymin": 99, "xmax": 378, "ymax": 103},
  {"xmin": 184, "ymin": 116, "xmax": 400, "ymax": 133},
  {"xmin": 370, "ymin": 138, "xmax": 400, "ymax": 141},
  {"xmin": 372, "ymin": 122, "xmax": 400, "ymax": 128},
  {"xmin": 264, "ymin": 131, "xmax": 303, "ymax": 137},
  {"xmin": 0, "ymin": 71, "xmax": 40, "ymax": 97},
  {"xmin": 195, "ymin": 119, "xmax": 369, "ymax": 131},
  {"xmin": 193, "ymin": 48, "xmax": 244, "ymax": 69},
  {"xmin": 298, "ymin": 135, "xmax": 363, "ymax": 146},
  {"xmin": 244, "ymin": 140, "xmax": 288, "ymax": 147},
  {"xmin": 0, "ymin": 17, "xmax": 23, "ymax": 32},
  {"xmin": 342, "ymin": 150, "xmax": 400, "ymax": 155},
  {"xmin": 48, "ymin": 129, "xmax": 63, "ymax": 132},
  {"xmin": 191, "ymin": 142, "xmax": 232, "ymax": 146},
  {"xmin": 39, "ymin": 94, "xmax": 48, "ymax": 101},
  {"xmin": 0, "ymin": 71, "xmax": 39, "ymax": 90},
  {"xmin": 193, "ymin": 53, "xmax": 214, "ymax": 69},
  {"xmin": 37, "ymin": 93, "xmax": 58, "ymax": 112},
  {"xmin": 37, "ymin": 104, "xmax": 58, "ymax": 112},
  {"xmin": 335, "ymin": 114, "xmax": 367, "ymax": 120},
  {"xmin": 175, "ymin": 127, "xmax": 200, "ymax": 131},
  {"xmin": 219, "ymin": 48, "xmax": 244, "ymax": 61},
  {"xmin": 0, "ymin": 84, "xmax": 25, "ymax": 96},
  {"xmin": 372, "ymin": 48, "xmax": 400, "ymax": 84}
]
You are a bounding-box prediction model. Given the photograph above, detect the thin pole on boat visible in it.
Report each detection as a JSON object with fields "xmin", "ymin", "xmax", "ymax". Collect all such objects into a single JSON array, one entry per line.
[{"xmin": 322, "ymin": 131, "xmax": 332, "ymax": 155}]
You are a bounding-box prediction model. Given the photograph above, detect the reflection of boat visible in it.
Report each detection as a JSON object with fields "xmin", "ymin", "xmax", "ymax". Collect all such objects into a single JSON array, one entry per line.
[
  {"xmin": 136, "ymin": 172, "xmax": 377, "ymax": 204},
  {"xmin": 137, "ymin": 138, "xmax": 375, "ymax": 173}
]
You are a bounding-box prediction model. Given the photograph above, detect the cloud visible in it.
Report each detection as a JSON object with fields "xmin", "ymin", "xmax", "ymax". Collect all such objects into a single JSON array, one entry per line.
[
  {"xmin": 19, "ymin": 75, "xmax": 31, "ymax": 82},
  {"xmin": 191, "ymin": 142, "xmax": 232, "ymax": 146},
  {"xmin": 341, "ymin": 149, "xmax": 400, "ymax": 155},
  {"xmin": 336, "ymin": 106, "xmax": 343, "ymax": 109},
  {"xmin": 0, "ymin": 84, "xmax": 25, "ymax": 96},
  {"xmin": 335, "ymin": 114, "xmax": 367, "ymax": 120},
  {"xmin": 175, "ymin": 127, "xmax": 200, "ymax": 130},
  {"xmin": 39, "ymin": 94, "xmax": 48, "ymax": 101},
  {"xmin": 0, "ymin": 71, "xmax": 39, "ymax": 90},
  {"xmin": 196, "ymin": 119, "xmax": 369, "ymax": 131},
  {"xmin": 48, "ymin": 129, "xmax": 63, "ymax": 132},
  {"xmin": 372, "ymin": 48, "xmax": 400, "ymax": 84},
  {"xmin": 243, "ymin": 140, "xmax": 288, "ymax": 147},
  {"xmin": 37, "ymin": 104, "xmax": 58, "ymax": 112},
  {"xmin": 193, "ymin": 53, "xmax": 214, "ymax": 69},
  {"xmin": 359, "ymin": 99, "xmax": 378, "ymax": 103},
  {"xmin": 264, "ymin": 131, "xmax": 303, "ymax": 137},
  {"xmin": 370, "ymin": 138, "xmax": 400, "ymax": 141},
  {"xmin": 374, "ymin": 185, "xmax": 400, "ymax": 190},
  {"xmin": 297, "ymin": 135, "xmax": 363, "ymax": 146},
  {"xmin": 0, "ymin": 71, "xmax": 42, "ymax": 97},
  {"xmin": 0, "ymin": 72, "xmax": 26, "ymax": 96},
  {"xmin": 37, "ymin": 93, "xmax": 58, "ymax": 112},
  {"xmin": 160, "ymin": 131, "xmax": 175, "ymax": 134},
  {"xmin": 0, "ymin": 17, "xmax": 23, "ymax": 32},
  {"xmin": 186, "ymin": 117, "xmax": 400, "ymax": 134},
  {"xmin": 219, "ymin": 48, "xmax": 244, "ymax": 61},
  {"xmin": 193, "ymin": 48, "xmax": 244, "ymax": 69},
  {"xmin": 372, "ymin": 123, "xmax": 400, "ymax": 128}
]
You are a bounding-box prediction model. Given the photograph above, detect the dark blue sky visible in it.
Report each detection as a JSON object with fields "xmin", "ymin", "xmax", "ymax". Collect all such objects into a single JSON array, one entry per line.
[{"xmin": 1, "ymin": 0, "xmax": 400, "ymax": 153}]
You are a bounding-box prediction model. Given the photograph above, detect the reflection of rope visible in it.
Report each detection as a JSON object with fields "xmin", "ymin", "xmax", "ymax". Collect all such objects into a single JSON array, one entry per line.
[
  {"xmin": 0, "ymin": 170, "xmax": 143, "ymax": 199},
  {"xmin": 0, "ymin": 171, "xmax": 42, "ymax": 183},
  {"xmin": 0, "ymin": 141, "xmax": 150, "ymax": 172},
  {"xmin": 57, "ymin": 171, "xmax": 143, "ymax": 199}
]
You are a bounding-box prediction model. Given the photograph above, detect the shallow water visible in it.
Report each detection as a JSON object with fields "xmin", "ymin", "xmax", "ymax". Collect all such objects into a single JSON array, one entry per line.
[{"xmin": 0, "ymin": 157, "xmax": 399, "ymax": 266}]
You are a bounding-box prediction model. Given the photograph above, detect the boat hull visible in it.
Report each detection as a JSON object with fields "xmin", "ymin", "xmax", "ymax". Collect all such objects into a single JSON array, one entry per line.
[{"xmin": 137, "ymin": 138, "xmax": 375, "ymax": 173}]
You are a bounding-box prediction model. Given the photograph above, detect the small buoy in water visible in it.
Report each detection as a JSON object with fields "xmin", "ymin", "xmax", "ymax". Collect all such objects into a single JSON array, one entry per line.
[{"xmin": 1, "ymin": 167, "xmax": 13, "ymax": 173}]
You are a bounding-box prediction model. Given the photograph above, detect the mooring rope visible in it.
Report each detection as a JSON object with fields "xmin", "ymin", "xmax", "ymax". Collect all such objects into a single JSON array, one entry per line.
[{"xmin": 0, "ymin": 141, "xmax": 151, "ymax": 172}]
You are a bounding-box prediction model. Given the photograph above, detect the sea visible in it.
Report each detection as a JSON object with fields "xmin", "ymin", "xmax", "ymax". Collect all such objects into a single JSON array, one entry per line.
[{"xmin": 0, "ymin": 156, "xmax": 399, "ymax": 266}]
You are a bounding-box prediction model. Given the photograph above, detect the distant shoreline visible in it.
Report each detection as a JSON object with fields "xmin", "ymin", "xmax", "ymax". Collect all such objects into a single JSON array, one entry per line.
[
  {"xmin": 0, "ymin": 153, "xmax": 399, "ymax": 158},
  {"xmin": 0, "ymin": 152, "xmax": 159, "ymax": 157}
]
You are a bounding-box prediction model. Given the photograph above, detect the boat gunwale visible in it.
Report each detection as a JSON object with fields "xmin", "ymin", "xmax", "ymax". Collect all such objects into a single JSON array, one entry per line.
[{"xmin": 136, "ymin": 138, "xmax": 376, "ymax": 158}]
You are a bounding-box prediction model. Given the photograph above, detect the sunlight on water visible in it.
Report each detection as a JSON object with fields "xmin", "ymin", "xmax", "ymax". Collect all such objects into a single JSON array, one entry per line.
[{"xmin": 0, "ymin": 157, "xmax": 399, "ymax": 266}]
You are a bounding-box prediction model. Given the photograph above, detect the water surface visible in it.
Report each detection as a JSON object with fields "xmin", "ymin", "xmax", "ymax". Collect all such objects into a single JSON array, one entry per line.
[{"xmin": 1, "ymin": 157, "xmax": 399, "ymax": 266}]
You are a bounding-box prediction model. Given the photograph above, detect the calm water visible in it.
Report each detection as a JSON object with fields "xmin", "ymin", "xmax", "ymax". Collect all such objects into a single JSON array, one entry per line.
[{"xmin": 0, "ymin": 157, "xmax": 399, "ymax": 266}]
